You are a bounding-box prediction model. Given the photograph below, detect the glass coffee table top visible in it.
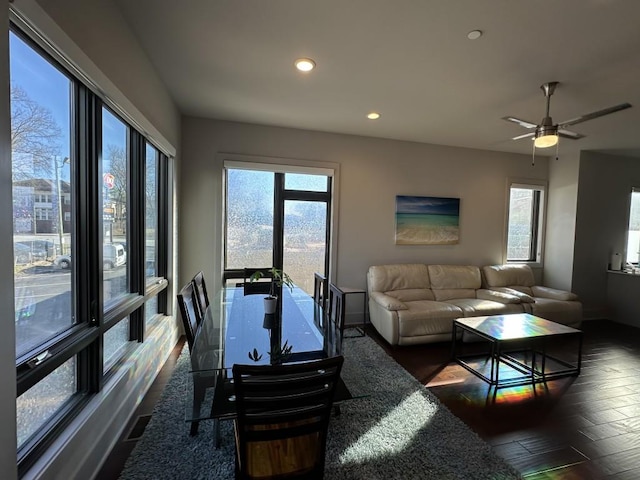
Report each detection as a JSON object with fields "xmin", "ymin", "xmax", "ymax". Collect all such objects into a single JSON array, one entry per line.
[
  {"xmin": 455, "ymin": 313, "xmax": 581, "ymax": 341},
  {"xmin": 452, "ymin": 313, "xmax": 583, "ymax": 390}
]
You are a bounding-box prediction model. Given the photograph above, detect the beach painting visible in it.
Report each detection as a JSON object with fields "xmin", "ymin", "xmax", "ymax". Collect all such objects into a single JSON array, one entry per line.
[{"xmin": 395, "ymin": 195, "xmax": 460, "ymax": 245}]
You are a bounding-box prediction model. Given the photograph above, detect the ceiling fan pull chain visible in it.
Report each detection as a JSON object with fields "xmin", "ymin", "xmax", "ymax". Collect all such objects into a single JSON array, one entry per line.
[
  {"xmin": 531, "ymin": 140, "xmax": 536, "ymax": 166},
  {"xmin": 555, "ymin": 137, "xmax": 560, "ymax": 161}
]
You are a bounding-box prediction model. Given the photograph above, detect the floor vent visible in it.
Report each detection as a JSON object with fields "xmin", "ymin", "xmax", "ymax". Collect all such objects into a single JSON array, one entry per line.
[{"xmin": 126, "ymin": 414, "xmax": 152, "ymax": 441}]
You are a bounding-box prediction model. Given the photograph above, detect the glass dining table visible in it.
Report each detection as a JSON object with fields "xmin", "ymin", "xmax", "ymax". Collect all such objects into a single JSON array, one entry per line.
[{"xmin": 185, "ymin": 284, "xmax": 350, "ymax": 445}]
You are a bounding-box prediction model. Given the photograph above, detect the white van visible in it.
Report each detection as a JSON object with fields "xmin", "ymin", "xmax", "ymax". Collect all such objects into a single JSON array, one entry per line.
[{"xmin": 103, "ymin": 243, "xmax": 126, "ymax": 269}]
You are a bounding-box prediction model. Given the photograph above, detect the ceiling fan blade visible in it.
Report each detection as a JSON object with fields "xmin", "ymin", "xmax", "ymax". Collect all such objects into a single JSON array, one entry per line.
[
  {"xmin": 558, "ymin": 129, "xmax": 584, "ymax": 140},
  {"xmin": 502, "ymin": 116, "xmax": 537, "ymax": 129},
  {"xmin": 559, "ymin": 103, "xmax": 632, "ymax": 128},
  {"xmin": 512, "ymin": 132, "xmax": 535, "ymax": 141}
]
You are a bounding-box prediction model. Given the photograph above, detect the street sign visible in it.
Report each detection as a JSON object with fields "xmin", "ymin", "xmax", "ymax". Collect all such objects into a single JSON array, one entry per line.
[{"xmin": 103, "ymin": 173, "xmax": 115, "ymax": 189}]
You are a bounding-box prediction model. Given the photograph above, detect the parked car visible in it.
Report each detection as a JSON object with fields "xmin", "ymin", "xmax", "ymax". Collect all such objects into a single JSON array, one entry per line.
[
  {"xmin": 14, "ymin": 243, "xmax": 33, "ymax": 265},
  {"xmin": 54, "ymin": 243, "xmax": 127, "ymax": 270},
  {"xmin": 103, "ymin": 243, "xmax": 126, "ymax": 269},
  {"xmin": 53, "ymin": 253, "xmax": 72, "ymax": 269},
  {"xmin": 16, "ymin": 240, "xmax": 56, "ymax": 261}
]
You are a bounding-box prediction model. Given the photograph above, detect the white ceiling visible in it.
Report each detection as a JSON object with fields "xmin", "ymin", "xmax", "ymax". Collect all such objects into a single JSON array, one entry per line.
[{"xmin": 114, "ymin": 0, "xmax": 640, "ymax": 157}]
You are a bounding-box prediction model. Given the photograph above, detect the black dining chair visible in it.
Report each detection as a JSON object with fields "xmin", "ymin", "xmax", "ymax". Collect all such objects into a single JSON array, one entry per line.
[
  {"xmin": 232, "ymin": 356, "xmax": 344, "ymax": 480},
  {"xmin": 177, "ymin": 282, "xmax": 201, "ymax": 351},
  {"xmin": 191, "ymin": 270, "xmax": 210, "ymax": 324},
  {"xmin": 327, "ymin": 283, "xmax": 346, "ymax": 348},
  {"xmin": 242, "ymin": 267, "xmax": 273, "ymax": 296},
  {"xmin": 313, "ymin": 272, "xmax": 328, "ymax": 308},
  {"xmin": 177, "ymin": 281, "xmax": 209, "ymax": 435}
]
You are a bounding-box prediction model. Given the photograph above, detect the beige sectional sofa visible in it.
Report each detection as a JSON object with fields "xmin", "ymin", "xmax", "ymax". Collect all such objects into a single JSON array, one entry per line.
[
  {"xmin": 482, "ymin": 264, "xmax": 582, "ymax": 328},
  {"xmin": 367, "ymin": 263, "xmax": 582, "ymax": 346}
]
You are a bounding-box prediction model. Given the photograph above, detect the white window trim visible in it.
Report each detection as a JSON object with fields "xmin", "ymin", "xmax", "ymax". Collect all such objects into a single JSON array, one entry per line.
[{"xmin": 503, "ymin": 178, "xmax": 548, "ymax": 268}]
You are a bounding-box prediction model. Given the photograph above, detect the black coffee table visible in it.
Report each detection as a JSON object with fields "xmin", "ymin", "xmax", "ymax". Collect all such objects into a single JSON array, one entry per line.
[{"xmin": 451, "ymin": 313, "xmax": 582, "ymax": 389}]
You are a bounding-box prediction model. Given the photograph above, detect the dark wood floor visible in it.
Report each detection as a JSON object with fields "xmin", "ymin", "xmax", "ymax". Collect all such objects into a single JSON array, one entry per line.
[
  {"xmin": 372, "ymin": 319, "xmax": 640, "ymax": 480},
  {"xmin": 97, "ymin": 320, "xmax": 640, "ymax": 480}
]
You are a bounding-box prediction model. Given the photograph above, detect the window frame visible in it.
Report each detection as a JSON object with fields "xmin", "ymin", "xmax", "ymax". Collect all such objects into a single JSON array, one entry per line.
[
  {"xmin": 10, "ymin": 21, "xmax": 171, "ymax": 474},
  {"xmin": 504, "ymin": 179, "xmax": 547, "ymax": 267},
  {"xmin": 222, "ymin": 161, "xmax": 334, "ymax": 286},
  {"xmin": 624, "ymin": 187, "xmax": 640, "ymax": 266}
]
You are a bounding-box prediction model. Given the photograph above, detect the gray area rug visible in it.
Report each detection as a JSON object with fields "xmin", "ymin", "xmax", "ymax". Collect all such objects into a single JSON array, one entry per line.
[{"xmin": 119, "ymin": 335, "xmax": 522, "ymax": 479}]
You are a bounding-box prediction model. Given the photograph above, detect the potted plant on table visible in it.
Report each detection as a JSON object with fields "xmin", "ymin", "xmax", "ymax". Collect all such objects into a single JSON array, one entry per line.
[{"xmin": 249, "ymin": 267, "xmax": 294, "ymax": 314}]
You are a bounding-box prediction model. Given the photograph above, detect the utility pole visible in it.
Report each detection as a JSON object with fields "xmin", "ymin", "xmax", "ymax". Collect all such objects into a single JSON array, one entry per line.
[{"xmin": 54, "ymin": 156, "xmax": 69, "ymax": 254}]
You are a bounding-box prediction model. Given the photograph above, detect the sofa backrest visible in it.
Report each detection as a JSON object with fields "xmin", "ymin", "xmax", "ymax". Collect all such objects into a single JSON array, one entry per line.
[
  {"xmin": 483, "ymin": 264, "xmax": 536, "ymax": 289},
  {"xmin": 367, "ymin": 264, "xmax": 435, "ymax": 301},
  {"xmin": 428, "ymin": 265, "xmax": 480, "ymax": 301}
]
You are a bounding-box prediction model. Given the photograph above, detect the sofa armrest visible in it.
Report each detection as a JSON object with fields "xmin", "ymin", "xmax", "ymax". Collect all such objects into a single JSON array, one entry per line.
[
  {"xmin": 369, "ymin": 291, "xmax": 408, "ymax": 311},
  {"xmin": 477, "ymin": 289, "xmax": 521, "ymax": 304},
  {"xmin": 531, "ymin": 286, "xmax": 579, "ymax": 301}
]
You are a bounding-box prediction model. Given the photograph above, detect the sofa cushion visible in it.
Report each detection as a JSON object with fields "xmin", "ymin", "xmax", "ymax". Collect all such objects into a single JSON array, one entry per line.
[
  {"xmin": 429, "ymin": 265, "xmax": 481, "ymax": 289},
  {"xmin": 397, "ymin": 300, "xmax": 463, "ymax": 337},
  {"xmin": 490, "ymin": 287, "xmax": 535, "ymax": 303},
  {"xmin": 504, "ymin": 285, "xmax": 534, "ymax": 297},
  {"xmin": 444, "ymin": 298, "xmax": 524, "ymax": 316},
  {"xmin": 476, "ymin": 289, "xmax": 522, "ymax": 304},
  {"xmin": 432, "ymin": 288, "xmax": 477, "ymax": 301},
  {"xmin": 368, "ymin": 264, "xmax": 430, "ymax": 293},
  {"xmin": 386, "ymin": 288, "xmax": 435, "ymax": 302},
  {"xmin": 483, "ymin": 264, "xmax": 535, "ymax": 288}
]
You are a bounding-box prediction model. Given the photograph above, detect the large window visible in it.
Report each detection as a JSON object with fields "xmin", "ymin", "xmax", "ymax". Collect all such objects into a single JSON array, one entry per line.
[
  {"xmin": 11, "ymin": 29, "xmax": 74, "ymax": 360},
  {"xmin": 506, "ymin": 182, "xmax": 546, "ymax": 263},
  {"xmin": 101, "ymin": 107, "xmax": 129, "ymax": 303},
  {"xmin": 625, "ymin": 188, "xmax": 640, "ymax": 264},
  {"xmin": 224, "ymin": 164, "xmax": 332, "ymax": 296},
  {"xmin": 10, "ymin": 22, "xmax": 170, "ymax": 473}
]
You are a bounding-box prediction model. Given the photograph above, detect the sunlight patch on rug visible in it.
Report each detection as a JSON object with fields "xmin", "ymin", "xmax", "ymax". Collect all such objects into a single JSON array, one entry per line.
[{"xmin": 339, "ymin": 389, "xmax": 437, "ymax": 463}]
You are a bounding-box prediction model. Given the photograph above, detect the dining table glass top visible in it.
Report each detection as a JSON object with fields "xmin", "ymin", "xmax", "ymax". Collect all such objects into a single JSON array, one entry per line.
[{"xmin": 190, "ymin": 285, "xmax": 337, "ymax": 375}]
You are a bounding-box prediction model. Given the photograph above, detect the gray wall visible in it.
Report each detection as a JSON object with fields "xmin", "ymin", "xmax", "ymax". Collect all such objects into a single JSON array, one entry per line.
[
  {"xmin": 180, "ymin": 117, "xmax": 550, "ymax": 298},
  {"xmin": 573, "ymin": 151, "xmax": 640, "ymax": 321},
  {"xmin": 544, "ymin": 152, "xmax": 579, "ymax": 290},
  {"xmin": 35, "ymin": 0, "xmax": 179, "ymax": 152},
  {"xmin": 5, "ymin": 1, "xmax": 182, "ymax": 478}
]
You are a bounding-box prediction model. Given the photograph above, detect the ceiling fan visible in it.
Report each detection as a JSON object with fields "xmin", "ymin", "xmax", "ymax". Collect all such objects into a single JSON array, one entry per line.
[{"xmin": 502, "ymin": 81, "xmax": 632, "ymax": 149}]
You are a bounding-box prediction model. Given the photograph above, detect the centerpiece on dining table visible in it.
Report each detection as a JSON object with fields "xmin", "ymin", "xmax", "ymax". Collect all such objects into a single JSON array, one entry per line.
[{"xmin": 249, "ymin": 267, "xmax": 294, "ymax": 314}]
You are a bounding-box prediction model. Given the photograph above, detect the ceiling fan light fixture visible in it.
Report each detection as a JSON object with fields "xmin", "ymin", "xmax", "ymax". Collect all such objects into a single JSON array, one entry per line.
[{"xmin": 534, "ymin": 125, "xmax": 559, "ymax": 148}]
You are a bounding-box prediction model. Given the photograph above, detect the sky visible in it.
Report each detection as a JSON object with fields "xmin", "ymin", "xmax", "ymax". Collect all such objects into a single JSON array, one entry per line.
[
  {"xmin": 10, "ymin": 31, "xmax": 125, "ymax": 181},
  {"xmin": 396, "ymin": 195, "xmax": 460, "ymax": 216}
]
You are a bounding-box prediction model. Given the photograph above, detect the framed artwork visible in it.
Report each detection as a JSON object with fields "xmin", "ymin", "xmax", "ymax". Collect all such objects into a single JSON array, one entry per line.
[{"xmin": 395, "ymin": 195, "xmax": 460, "ymax": 245}]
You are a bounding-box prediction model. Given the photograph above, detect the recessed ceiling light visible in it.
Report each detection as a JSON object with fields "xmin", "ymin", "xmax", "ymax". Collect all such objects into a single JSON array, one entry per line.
[
  {"xmin": 467, "ymin": 30, "xmax": 483, "ymax": 40},
  {"xmin": 367, "ymin": 112, "xmax": 381, "ymax": 120},
  {"xmin": 294, "ymin": 58, "xmax": 316, "ymax": 72}
]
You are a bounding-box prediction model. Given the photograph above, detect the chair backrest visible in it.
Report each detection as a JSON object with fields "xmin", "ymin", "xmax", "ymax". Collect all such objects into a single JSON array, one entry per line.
[
  {"xmin": 177, "ymin": 282, "xmax": 201, "ymax": 351},
  {"xmin": 191, "ymin": 271, "xmax": 210, "ymax": 323},
  {"xmin": 313, "ymin": 272, "xmax": 327, "ymax": 308},
  {"xmin": 327, "ymin": 283, "xmax": 346, "ymax": 334},
  {"xmin": 243, "ymin": 267, "xmax": 273, "ymax": 296},
  {"xmin": 232, "ymin": 356, "xmax": 344, "ymax": 480}
]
